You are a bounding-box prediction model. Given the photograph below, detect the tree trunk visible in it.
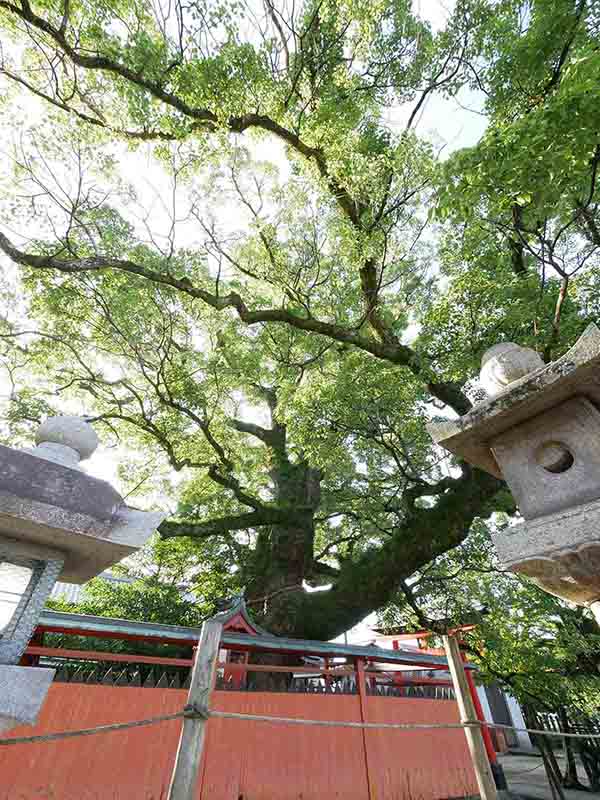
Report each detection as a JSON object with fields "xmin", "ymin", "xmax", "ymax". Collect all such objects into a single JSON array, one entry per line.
[
  {"xmin": 244, "ymin": 451, "xmax": 321, "ymax": 638},
  {"xmin": 244, "ymin": 515, "xmax": 315, "ymax": 638},
  {"xmin": 245, "ymin": 651, "xmax": 302, "ymax": 692},
  {"xmin": 241, "ymin": 467, "xmax": 504, "ymax": 644}
]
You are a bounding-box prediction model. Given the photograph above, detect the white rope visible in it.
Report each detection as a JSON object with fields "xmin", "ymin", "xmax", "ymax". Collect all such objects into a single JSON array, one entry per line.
[
  {"xmin": 484, "ymin": 720, "xmax": 600, "ymax": 741},
  {"xmin": 2, "ymin": 708, "xmax": 599, "ymax": 746},
  {"xmin": 0, "ymin": 712, "xmax": 184, "ymax": 745},
  {"xmin": 211, "ymin": 711, "xmax": 480, "ymax": 730},
  {"xmin": 211, "ymin": 711, "xmax": 600, "ymax": 739}
]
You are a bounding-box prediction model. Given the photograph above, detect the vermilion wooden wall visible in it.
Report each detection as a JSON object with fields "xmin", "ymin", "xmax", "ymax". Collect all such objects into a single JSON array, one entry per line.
[
  {"xmin": 0, "ymin": 685, "xmax": 478, "ymax": 800},
  {"xmin": 0, "ymin": 684, "xmax": 185, "ymax": 800}
]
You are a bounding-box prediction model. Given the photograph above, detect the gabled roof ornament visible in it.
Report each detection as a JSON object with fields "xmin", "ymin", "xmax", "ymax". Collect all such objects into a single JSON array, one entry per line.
[{"xmin": 211, "ymin": 593, "xmax": 270, "ymax": 636}]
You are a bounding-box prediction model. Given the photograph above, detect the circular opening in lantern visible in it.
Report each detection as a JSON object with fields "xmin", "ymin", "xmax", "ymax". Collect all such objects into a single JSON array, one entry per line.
[{"xmin": 535, "ymin": 441, "xmax": 574, "ymax": 474}]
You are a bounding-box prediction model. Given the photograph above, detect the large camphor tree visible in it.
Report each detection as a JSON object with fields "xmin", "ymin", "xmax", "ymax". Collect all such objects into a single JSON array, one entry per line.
[{"xmin": 0, "ymin": 0, "xmax": 598, "ymax": 638}]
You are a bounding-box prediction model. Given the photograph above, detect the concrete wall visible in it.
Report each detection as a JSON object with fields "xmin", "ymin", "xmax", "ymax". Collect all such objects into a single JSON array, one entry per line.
[{"xmin": 505, "ymin": 693, "xmax": 534, "ymax": 751}]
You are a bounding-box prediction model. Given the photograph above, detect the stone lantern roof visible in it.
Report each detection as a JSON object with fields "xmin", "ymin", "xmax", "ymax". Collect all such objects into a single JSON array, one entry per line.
[
  {"xmin": 427, "ymin": 323, "xmax": 600, "ymax": 477},
  {"xmin": 0, "ymin": 416, "xmax": 167, "ymax": 733},
  {"xmin": 0, "ymin": 416, "xmax": 165, "ymax": 582},
  {"xmin": 428, "ymin": 324, "xmax": 600, "ymax": 612}
]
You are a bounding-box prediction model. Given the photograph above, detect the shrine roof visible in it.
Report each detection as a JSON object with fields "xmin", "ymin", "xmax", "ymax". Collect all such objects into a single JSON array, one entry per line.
[
  {"xmin": 37, "ymin": 609, "xmax": 469, "ymax": 669},
  {"xmin": 220, "ymin": 630, "xmax": 465, "ymax": 668}
]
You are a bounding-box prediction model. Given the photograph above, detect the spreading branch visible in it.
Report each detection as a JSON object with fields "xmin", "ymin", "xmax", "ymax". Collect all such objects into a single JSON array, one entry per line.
[
  {"xmin": 159, "ymin": 507, "xmax": 296, "ymax": 539},
  {"xmin": 0, "ymin": 232, "xmax": 470, "ymax": 413}
]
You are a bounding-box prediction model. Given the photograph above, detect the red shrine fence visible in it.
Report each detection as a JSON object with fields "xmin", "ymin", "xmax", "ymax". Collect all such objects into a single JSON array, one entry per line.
[{"xmin": 0, "ymin": 647, "xmax": 478, "ymax": 800}]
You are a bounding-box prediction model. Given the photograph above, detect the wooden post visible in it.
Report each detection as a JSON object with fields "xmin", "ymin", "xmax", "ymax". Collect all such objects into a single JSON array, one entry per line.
[
  {"xmin": 355, "ymin": 657, "xmax": 375, "ymax": 800},
  {"xmin": 464, "ymin": 658, "xmax": 497, "ymax": 764},
  {"xmin": 461, "ymin": 648, "xmax": 508, "ymax": 790},
  {"xmin": 168, "ymin": 619, "xmax": 223, "ymax": 800},
  {"xmin": 443, "ymin": 635, "xmax": 498, "ymax": 800}
]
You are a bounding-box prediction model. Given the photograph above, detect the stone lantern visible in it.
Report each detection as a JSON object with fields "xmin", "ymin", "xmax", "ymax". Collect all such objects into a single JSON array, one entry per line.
[
  {"xmin": 0, "ymin": 416, "xmax": 166, "ymax": 732},
  {"xmin": 428, "ymin": 324, "xmax": 600, "ymax": 623}
]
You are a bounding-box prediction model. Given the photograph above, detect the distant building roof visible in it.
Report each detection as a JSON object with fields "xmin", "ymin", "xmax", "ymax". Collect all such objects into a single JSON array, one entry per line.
[{"xmin": 49, "ymin": 573, "xmax": 196, "ymax": 605}]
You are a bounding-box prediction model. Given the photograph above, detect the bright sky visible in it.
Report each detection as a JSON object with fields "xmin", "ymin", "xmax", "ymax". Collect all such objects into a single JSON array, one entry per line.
[{"xmin": 0, "ymin": 0, "xmax": 489, "ymax": 634}]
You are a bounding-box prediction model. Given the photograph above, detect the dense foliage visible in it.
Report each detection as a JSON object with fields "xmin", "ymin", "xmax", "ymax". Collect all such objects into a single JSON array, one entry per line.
[
  {"xmin": 48, "ymin": 535, "xmax": 219, "ymax": 626},
  {"xmin": 378, "ymin": 518, "xmax": 600, "ymax": 714},
  {"xmin": 0, "ymin": 0, "xmax": 599, "ymax": 640}
]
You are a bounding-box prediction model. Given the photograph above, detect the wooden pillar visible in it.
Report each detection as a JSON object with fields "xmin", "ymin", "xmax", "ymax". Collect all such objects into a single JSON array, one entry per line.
[
  {"xmin": 168, "ymin": 619, "xmax": 223, "ymax": 800},
  {"xmin": 461, "ymin": 651, "xmax": 498, "ymax": 764},
  {"xmin": 462, "ymin": 649, "xmax": 509, "ymax": 790},
  {"xmin": 355, "ymin": 658, "xmax": 375, "ymax": 800},
  {"xmin": 443, "ymin": 635, "xmax": 498, "ymax": 800},
  {"xmin": 324, "ymin": 657, "xmax": 333, "ymax": 691}
]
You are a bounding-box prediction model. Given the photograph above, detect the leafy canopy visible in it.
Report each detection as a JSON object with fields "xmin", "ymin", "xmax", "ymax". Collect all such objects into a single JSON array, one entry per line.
[{"xmin": 0, "ymin": 0, "xmax": 598, "ymax": 639}]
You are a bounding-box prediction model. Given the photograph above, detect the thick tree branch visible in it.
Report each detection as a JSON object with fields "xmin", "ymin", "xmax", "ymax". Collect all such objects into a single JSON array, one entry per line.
[
  {"xmin": 0, "ymin": 5, "xmax": 475, "ymax": 415},
  {"xmin": 159, "ymin": 507, "xmax": 295, "ymax": 539},
  {"xmin": 206, "ymin": 465, "xmax": 265, "ymax": 511},
  {"xmin": 0, "ymin": 0, "xmax": 361, "ymax": 226},
  {"xmin": 405, "ymin": 41, "xmax": 466, "ymax": 133},
  {"xmin": 292, "ymin": 466, "xmax": 504, "ymax": 640},
  {"xmin": 230, "ymin": 418, "xmax": 275, "ymax": 444},
  {"xmin": 263, "ymin": 0, "xmax": 290, "ymax": 69},
  {"xmin": 0, "ymin": 67, "xmax": 178, "ymax": 140},
  {"xmin": 0, "ymin": 0, "xmax": 215, "ymax": 121},
  {"xmin": 537, "ymin": 0, "xmax": 587, "ymax": 102},
  {"xmin": 397, "ymin": 578, "xmax": 450, "ymax": 635},
  {"xmin": 314, "ymin": 532, "xmax": 360, "ymax": 562},
  {"xmin": 0, "ymin": 232, "xmax": 470, "ymax": 413}
]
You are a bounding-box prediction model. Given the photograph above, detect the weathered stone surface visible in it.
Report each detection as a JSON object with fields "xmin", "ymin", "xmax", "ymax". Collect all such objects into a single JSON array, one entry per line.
[
  {"xmin": 0, "ymin": 492, "xmax": 165, "ymax": 583},
  {"xmin": 480, "ymin": 343, "xmax": 544, "ymax": 397},
  {"xmin": 493, "ymin": 497, "xmax": 600, "ymax": 604},
  {"xmin": 35, "ymin": 415, "xmax": 99, "ymax": 461},
  {"xmin": 427, "ymin": 323, "xmax": 600, "ymax": 477},
  {"xmin": 0, "ymin": 427, "xmax": 166, "ymax": 583},
  {"xmin": 429, "ymin": 325, "xmax": 600, "ymax": 615},
  {"xmin": 490, "ymin": 396, "xmax": 600, "ymax": 519},
  {"xmin": 0, "ymin": 537, "xmax": 64, "ymax": 665},
  {"xmin": 25, "ymin": 416, "xmax": 99, "ymax": 468},
  {"xmin": 0, "ymin": 416, "xmax": 165, "ymax": 699},
  {"xmin": 0, "ymin": 536, "xmax": 65, "ymax": 564},
  {"xmin": 0, "ymin": 446, "xmax": 122, "ymax": 521},
  {"xmin": 0, "ymin": 665, "xmax": 55, "ymax": 734}
]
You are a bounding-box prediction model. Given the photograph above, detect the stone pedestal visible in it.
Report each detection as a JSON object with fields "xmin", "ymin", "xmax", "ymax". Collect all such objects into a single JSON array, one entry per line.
[{"xmin": 494, "ymin": 497, "xmax": 600, "ymax": 607}]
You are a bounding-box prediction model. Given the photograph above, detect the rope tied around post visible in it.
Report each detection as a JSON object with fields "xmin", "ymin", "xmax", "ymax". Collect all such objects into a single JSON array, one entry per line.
[
  {"xmin": 0, "ymin": 711, "xmax": 185, "ymax": 746},
  {"xmin": 183, "ymin": 703, "xmax": 210, "ymax": 721}
]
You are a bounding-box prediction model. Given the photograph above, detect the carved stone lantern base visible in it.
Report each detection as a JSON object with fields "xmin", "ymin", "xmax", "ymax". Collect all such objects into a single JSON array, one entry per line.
[{"xmin": 495, "ymin": 496, "xmax": 600, "ymax": 606}]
